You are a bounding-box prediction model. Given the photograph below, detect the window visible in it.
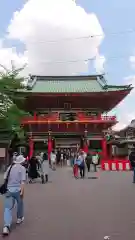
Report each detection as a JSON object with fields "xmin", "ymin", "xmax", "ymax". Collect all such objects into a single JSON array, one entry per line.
[{"xmin": 59, "ymin": 112, "xmax": 76, "ymax": 121}]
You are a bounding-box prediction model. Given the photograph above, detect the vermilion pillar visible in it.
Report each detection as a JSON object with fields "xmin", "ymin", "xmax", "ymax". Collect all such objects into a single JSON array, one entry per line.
[
  {"xmin": 48, "ymin": 132, "xmax": 52, "ymax": 161},
  {"xmin": 102, "ymin": 138, "xmax": 107, "ymax": 160},
  {"xmin": 83, "ymin": 139, "xmax": 88, "ymax": 153},
  {"xmin": 33, "ymin": 112, "xmax": 37, "ymax": 120}
]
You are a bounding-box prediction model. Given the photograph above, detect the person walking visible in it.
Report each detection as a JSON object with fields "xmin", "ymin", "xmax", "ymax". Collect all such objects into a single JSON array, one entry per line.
[
  {"xmin": 40, "ymin": 152, "xmax": 50, "ymax": 183},
  {"xmin": 2, "ymin": 155, "xmax": 26, "ymax": 236},
  {"xmin": 73, "ymin": 154, "xmax": 79, "ymax": 178},
  {"xmin": 92, "ymin": 153, "xmax": 99, "ymax": 172},
  {"xmin": 56, "ymin": 149, "xmax": 61, "ymax": 165},
  {"xmin": 78, "ymin": 151, "xmax": 85, "ymax": 178},
  {"xmin": 129, "ymin": 147, "xmax": 135, "ymax": 183},
  {"xmin": 85, "ymin": 152, "xmax": 92, "ymax": 172},
  {"xmin": 60, "ymin": 150, "xmax": 64, "ymax": 167},
  {"xmin": 50, "ymin": 150, "xmax": 56, "ymax": 170},
  {"xmin": 28, "ymin": 156, "xmax": 40, "ymax": 183}
]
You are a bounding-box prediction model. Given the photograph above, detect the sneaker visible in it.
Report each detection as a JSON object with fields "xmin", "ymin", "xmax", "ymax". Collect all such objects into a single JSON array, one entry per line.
[
  {"xmin": 2, "ymin": 226, "xmax": 10, "ymax": 236},
  {"xmin": 16, "ymin": 217, "xmax": 24, "ymax": 224}
]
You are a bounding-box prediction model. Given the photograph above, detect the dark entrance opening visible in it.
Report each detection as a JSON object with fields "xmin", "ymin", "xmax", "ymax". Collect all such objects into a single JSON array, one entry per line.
[
  {"xmin": 88, "ymin": 140, "xmax": 102, "ymax": 152},
  {"xmin": 34, "ymin": 141, "xmax": 48, "ymax": 153}
]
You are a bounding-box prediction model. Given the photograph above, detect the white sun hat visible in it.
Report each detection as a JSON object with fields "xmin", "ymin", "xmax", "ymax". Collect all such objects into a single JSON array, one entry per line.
[{"xmin": 13, "ymin": 155, "xmax": 26, "ymax": 164}]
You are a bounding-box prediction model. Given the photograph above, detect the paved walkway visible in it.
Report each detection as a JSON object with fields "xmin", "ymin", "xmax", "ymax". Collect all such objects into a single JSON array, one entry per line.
[{"xmin": 0, "ymin": 168, "xmax": 135, "ymax": 239}]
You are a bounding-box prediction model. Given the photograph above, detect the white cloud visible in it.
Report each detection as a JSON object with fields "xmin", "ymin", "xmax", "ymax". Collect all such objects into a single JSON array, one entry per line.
[
  {"xmin": 112, "ymin": 116, "xmax": 132, "ymax": 131},
  {"xmin": 0, "ymin": 40, "xmax": 28, "ymax": 76},
  {"xmin": 115, "ymin": 59, "xmax": 135, "ymax": 131},
  {"xmin": 94, "ymin": 54, "xmax": 105, "ymax": 74},
  {"xmin": 129, "ymin": 55, "xmax": 135, "ymax": 69},
  {"xmin": 7, "ymin": 0, "xmax": 104, "ymax": 76},
  {"xmin": 111, "ymin": 75, "xmax": 135, "ymax": 131},
  {"xmin": 113, "ymin": 112, "xmax": 135, "ymax": 131}
]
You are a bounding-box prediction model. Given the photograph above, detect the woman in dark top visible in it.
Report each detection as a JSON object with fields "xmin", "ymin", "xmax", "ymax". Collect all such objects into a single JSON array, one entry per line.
[
  {"xmin": 28, "ymin": 156, "xmax": 40, "ymax": 182},
  {"xmin": 85, "ymin": 152, "xmax": 92, "ymax": 172}
]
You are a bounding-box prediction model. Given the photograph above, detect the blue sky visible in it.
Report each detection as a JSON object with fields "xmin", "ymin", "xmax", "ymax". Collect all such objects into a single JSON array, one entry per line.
[
  {"xmin": 0, "ymin": 0, "xmax": 135, "ymax": 128},
  {"xmin": 77, "ymin": 0, "xmax": 135, "ymax": 84}
]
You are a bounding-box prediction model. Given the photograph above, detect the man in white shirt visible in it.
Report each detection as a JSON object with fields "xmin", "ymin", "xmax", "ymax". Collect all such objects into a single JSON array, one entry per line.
[
  {"xmin": 2, "ymin": 155, "xmax": 26, "ymax": 236},
  {"xmin": 50, "ymin": 150, "xmax": 56, "ymax": 170}
]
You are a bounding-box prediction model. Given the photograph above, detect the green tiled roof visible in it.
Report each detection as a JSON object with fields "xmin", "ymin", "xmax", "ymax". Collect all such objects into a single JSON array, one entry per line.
[
  {"xmin": 27, "ymin": 75, "xmax": 132, "ymax": 93},
  {"xmin": 29, "ymin": 80, "xmax": 103, "ymax": 93}
]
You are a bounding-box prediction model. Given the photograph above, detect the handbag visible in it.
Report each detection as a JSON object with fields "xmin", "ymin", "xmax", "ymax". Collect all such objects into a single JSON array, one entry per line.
[{"xmin": 0, "ymin": 164, "xmax": 14, "ymax": 195}]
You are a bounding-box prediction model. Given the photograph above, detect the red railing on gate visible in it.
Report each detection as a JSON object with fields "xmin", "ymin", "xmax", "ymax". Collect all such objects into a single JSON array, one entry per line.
[
  {"xmin": 101, "ymin": 159, "xmax": 131, "ymax": 171},
  {"xmin": 22, "ymin": 113, "xmax": 117, "ymax": 124}
]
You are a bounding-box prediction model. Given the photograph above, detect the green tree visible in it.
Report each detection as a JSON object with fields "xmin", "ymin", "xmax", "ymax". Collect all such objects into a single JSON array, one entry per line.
[
  {"xmin": 0, "ymin": 63, "xmax": 26, "ymax": 116},
  {"xmin": 5, "ymin": 104, "xmax": 30, "ymax": 138},
  {"xmin": 0, "ymin": 64, "xmax": 30, "ymax": 139}
]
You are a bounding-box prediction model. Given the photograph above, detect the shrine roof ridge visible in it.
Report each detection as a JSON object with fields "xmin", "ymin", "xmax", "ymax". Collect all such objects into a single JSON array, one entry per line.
[{"xmin": 30, "ymin": 74, "xmax": 104, "ymax": 81}]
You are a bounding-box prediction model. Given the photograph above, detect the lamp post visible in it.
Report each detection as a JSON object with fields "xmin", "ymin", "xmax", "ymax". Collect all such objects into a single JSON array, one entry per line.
[
  {"xmin": 48, "ymin": 130, "xmax": 52, "ymax": 164},
  {"xmin": 84, "ymin": 129, "xmax": 88, "ymax": 153},
  {"xmin": 84, "ymin": 129, "xmax": 88, "ymax": 138}
]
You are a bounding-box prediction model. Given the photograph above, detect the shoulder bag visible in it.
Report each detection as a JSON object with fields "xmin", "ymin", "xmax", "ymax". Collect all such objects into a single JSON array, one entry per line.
[{"xmin": 0, "ymin": 164, "xmax": 14, "ymax": 195}]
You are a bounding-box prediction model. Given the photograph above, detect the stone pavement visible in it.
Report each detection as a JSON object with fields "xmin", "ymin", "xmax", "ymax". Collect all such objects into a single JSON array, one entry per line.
[{"xmin": 0, "ymin": 168, "xmax": 135, "ymax": 239}]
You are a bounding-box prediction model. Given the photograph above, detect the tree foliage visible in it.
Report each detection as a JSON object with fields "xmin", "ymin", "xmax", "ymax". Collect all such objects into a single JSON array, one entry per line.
[
  {"xmin": 0, "ymin": 63, "xmax": 30, "ymax": 139},
  {"xmin": 0, "ymin": 63, "xmax": 26, "ymax": 116}
]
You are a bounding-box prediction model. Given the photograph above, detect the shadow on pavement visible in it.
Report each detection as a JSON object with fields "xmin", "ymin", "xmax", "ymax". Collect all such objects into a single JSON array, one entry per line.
[{"xmin": 87, "ymin": 177, "xmax": 98, "ymax": 179}]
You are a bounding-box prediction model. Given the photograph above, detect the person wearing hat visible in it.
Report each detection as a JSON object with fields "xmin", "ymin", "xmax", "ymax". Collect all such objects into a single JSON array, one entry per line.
[{"xmin": 2, "ymin": 155, "xmax": 26, "ymax": 236}]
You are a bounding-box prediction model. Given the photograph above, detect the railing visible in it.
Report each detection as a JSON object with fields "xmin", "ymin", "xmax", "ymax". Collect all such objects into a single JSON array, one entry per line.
[
  {"xmin": 76, "ymin": 113, "xmax": 116, "ymax": 121},
  {"xmin": 22, "ymin": 113, "xmax": 117, "ymax": 123},
  {"xmin": 22, "ymin": 113, "xmax": 59, "ymax": 123},
  {"xmin": 101, "ymin": 116, "xmax": 117, "ymax": 121}
]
